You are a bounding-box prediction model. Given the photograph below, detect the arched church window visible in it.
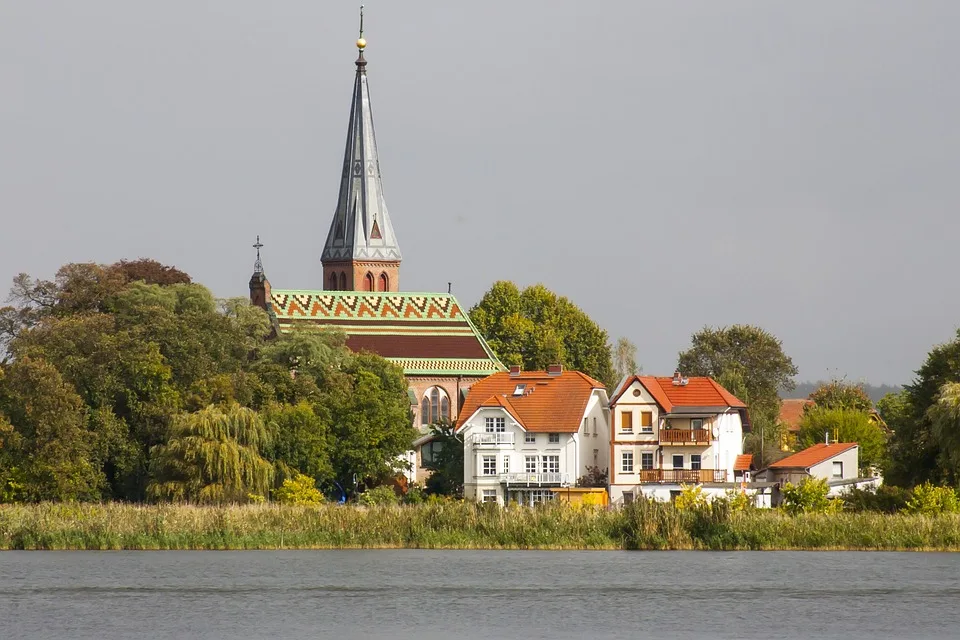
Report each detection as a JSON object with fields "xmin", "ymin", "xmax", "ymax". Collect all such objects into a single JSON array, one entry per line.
[
  {"xmin": 339, "ymin": 272, "xmax": 347, "ymax": 290},
  {"xmin": 420, "ymin": 386, "xmax": 451, "ymax": 426},
  {"xmin": 364, "ymin": 272, "xmax": 375, "ymax": 291},
  {"xmin": 329, "ymin": 272, "xmax": 338, "ymax": 291},
  {"xmin": 378, "ymin": 272, "xmax": 389, "ymax": 291}
]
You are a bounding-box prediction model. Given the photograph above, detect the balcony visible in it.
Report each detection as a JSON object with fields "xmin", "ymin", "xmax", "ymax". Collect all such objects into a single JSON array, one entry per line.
[
  {"xmin": 501, "ymin": 472, "xmax": 571, "ymax": 486},
  {"xmin": 635, "ymin": 469, "xmax": 727, "ymax": 483},
  {"xmin": 659, "ymin": 429, "xmax": 711, "ymax": 445},
  {"xmin": 472, "ymin": 432, "xmax": 515, "ymax": 446}
]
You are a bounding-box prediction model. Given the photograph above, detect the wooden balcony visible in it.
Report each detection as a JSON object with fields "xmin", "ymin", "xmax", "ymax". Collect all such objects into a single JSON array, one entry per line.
[
  {"xmin": 659, "ymin": 429, "xmax": 711, "ymax": 445},
  {"xmin": 635, "ymin": 469, "xmax": 727, "ymax": 484}
]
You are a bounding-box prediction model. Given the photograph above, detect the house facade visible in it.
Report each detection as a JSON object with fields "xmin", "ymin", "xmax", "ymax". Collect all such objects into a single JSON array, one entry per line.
[
  {"xmin": 608, "ymin": 373, "xmax": 749, "ymax": 505},
  {"xmin": 760, "ymin": 442, "xmax": 880, "ymax": 502},
  {"xmin": 455, "ymin": 367, "xmax": 610, "ymax": 505}
]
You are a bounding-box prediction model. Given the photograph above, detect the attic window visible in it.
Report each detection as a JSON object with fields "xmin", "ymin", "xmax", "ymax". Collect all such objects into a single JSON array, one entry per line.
[{"xmin": 513, "ymin": 384, "xmax": 526, "ymax": 396}]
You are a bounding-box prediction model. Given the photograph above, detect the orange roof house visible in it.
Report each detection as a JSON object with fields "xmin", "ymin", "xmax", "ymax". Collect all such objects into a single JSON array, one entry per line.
[
  {"xmin": 456, "ymin": 367, "xmax": 606, "ymax": 433},
  {"xmin": 610, "ymin": 373, "xmax": 748, "ymax": 416},
  {"xmin": 769, "ymin": 442, "xmax": 858, "ymax": 470}
]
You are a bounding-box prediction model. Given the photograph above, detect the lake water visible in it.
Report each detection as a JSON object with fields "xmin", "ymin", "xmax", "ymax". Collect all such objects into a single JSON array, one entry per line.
[{"xmin": 2, "ymin": 550, "xmax": 959, "ymax": 639}]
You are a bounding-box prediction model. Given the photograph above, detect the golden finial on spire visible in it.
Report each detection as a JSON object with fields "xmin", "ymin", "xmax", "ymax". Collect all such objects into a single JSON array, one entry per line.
[{"xmin": 356, "ymin": 5, "xmax": 366, "ymax": 49}]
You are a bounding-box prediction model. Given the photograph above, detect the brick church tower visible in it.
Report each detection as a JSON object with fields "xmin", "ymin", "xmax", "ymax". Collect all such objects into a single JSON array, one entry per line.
[{"xmin": 321, "ymin": 17, "xmax": 401, "ymax": 292}]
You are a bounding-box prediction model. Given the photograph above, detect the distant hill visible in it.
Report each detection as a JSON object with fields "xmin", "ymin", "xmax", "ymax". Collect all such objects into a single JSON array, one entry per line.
[{"xmin": 783, "ymin": 381, "xmax": 903, "ymax": 404}]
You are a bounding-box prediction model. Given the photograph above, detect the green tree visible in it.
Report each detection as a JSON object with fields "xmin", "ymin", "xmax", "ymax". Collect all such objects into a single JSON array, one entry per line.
[
  {"xmin": 780, "ymin": 477, "xmax": 834, "ymax": 515},
  {"xmin": 273, "ymin": 472, "xmax": 324, "ymax": 505},
  {"xmin": 147, "ymin": 404, "xmax": 274, "ymax": 504},
  {"xmin": 678, "ymin": 324, "xmax": 798, "ymax": 431},
  {"xmin": 797, "ymin": 407, "xmax": 888, "ymax": 473},
  {"xmin": 264, "ymin": 402, "xmax": 333, "ymax": 486},
  {"xmin": 808, "ymin": 380, "xmax": 874, "ymax": 413},
  {"xmin": 470, "ymin": 281, "xmax": 615, "ymax": 387},
  {"xmin": 423, "ymin": 421, "xmax": 464, "ymax": 497},
  {"xmin": 324, "ymin": 353, "xmax": 416, "ymax": 495},
  {"xmin": 0, "ymin": 358, "xmax": 101, "ymax": 502},
  {"xmin": 886, "ymin": 329, "xmax": 960, "ymax": 487}
]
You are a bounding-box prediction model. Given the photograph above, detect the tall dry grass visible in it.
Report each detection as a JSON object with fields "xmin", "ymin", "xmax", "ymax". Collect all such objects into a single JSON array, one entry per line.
[{"xmin": 3, "ymin": 501, "xmax": 960, "ymax": 551}]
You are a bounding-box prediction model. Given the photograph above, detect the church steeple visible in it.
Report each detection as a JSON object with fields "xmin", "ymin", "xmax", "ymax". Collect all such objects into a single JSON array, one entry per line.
[{"xmin": 322, "ymin": 7, "xmax": 401, "ymax": 293}]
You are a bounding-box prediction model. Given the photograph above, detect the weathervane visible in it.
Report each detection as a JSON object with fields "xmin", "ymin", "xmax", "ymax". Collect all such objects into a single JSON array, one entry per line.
[
  {"xmin": 357, "ymin": 5, "xmax": 366, "ymax": 51},
  {"xmin": 253, "ymin": 235, "xmax": 264, "ymax": 274}
]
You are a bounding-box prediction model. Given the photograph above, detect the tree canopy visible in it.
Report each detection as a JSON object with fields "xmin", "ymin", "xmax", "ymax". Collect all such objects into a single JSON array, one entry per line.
[
  {"xmin": 797, "ymin": 407, "xmax": 888, "ymax": 474},
  {"xmin": 807, "ymin": 380, "xmax": 874, "ymax": 413},
  {"xmin": 0, "ymin": 261, "xmax": 416, "ymax": 503},
  {"xmin": 885, "ymin": 329, "xmax": 960, "ymax": 487},
  {"xmin": 469, "ymin": 281, "xmax": 615, "ymax": 387}
]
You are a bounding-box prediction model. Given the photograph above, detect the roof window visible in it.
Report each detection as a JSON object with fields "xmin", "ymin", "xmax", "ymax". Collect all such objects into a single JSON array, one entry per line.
[{"xmin": 513, "ymin": 384, "xmax": 526, "ymax": 396}]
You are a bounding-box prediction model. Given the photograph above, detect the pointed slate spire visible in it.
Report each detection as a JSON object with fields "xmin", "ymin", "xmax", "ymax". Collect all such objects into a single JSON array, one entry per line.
[{"xmin": 321, "ymin": 9, "xmax": 401, "ymax": 267}]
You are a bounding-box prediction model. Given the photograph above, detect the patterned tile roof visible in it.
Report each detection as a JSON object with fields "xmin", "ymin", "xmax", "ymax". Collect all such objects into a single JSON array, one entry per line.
[
  {"xmin": 455, "ymin": 370, "xmax": 606, "ymax": 433},
  {"xmin": 768, "ymin": 443, "xmax": 858, "ymax": 469},
  {"xmin": 268, "ymin": 290, "xmax": 504, "ymax": 377}
]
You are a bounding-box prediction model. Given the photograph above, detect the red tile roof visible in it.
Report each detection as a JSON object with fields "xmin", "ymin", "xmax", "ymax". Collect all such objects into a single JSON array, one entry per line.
[
  {"xmin": 733, "ymin": 454, "xmax": 754, "ymax": 472},
  {"xmin": 778, "ymin": 398, "xmax": 814, "ymax": 433},
  {"xmin": 455, "ymin": 370, "xmax": 605, "ymax": 433},
  {"xmin": 612, "ymin": 375, "xmax": 746, "ymax": 413},
  {"xmin": 768, "ymin": 442, "xmax": 858, "ymax": 469}
]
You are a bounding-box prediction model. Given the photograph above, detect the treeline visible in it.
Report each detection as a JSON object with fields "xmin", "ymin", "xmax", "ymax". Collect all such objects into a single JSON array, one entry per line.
[
  {"xmin": 786, "ymin": 381, "xmax": 902, "ymax": 403},
  {"xmin": 0, "ymin": 261, "xmax": 415, "ymax": 503}
]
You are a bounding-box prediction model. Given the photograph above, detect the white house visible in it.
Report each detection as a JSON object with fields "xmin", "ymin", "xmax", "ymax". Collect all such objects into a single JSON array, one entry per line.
[
  {"xmin": 761, "ymin": 442, "xmax": 881, "ymax": 502},
  {"xmin": 455, "ymin": 366, "xmax": 610, "ymax": 505},
  {"xmin": 608, "ymin": 373, "xmax": 750, "ymax": 505}
]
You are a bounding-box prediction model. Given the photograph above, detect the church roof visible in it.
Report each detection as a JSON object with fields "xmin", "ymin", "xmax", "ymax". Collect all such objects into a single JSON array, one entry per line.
[
  {"xmin": 268, "ymin": 290, "xmax": 505, "ymax": 377},
  {"xmin": 321, "ymin": 38, "xmax": 401, "ymax": 264}
]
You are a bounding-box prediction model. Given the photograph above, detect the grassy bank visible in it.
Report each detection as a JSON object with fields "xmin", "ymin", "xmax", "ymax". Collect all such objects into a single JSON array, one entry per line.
[{"xmin": 3, "ymin": 501, "xmax": 960, "ymax": 551}]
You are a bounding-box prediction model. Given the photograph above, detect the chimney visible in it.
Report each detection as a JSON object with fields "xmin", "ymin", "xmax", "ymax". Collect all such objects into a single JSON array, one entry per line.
[
  {"xmin": 547, "ymin": 364, "xmax": 563, "ymax": 376},
  {"xmin": 824, "ymin": 431, "xmax": 830, "ymax": 445},
  {"xmin": 672, "ymin": 370, "xmax": 682, "ymax": 386},
  {"xmin": 509, "ymin": 365, "xmax": 522, "ymax": 377}
]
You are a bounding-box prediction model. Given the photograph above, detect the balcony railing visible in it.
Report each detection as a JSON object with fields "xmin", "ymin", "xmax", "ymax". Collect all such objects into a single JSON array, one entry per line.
[
  {"xmin": 501, "ymin": 472, "xmax": 570, "ymax": 486},
  {"xmin": 472, "ymin": 432, "xmax": 515, "ymax": 446},
  {"xmin": 659, "ymin": 429, "xmax": 712, "ymax": 445},
  {"xmin": 634, "ymin": 469, "xmax": 727, "ymax": 483}
]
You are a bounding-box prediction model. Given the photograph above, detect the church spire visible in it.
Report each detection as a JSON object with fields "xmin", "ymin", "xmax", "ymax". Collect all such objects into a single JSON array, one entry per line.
[{"xmin": 321, "ymin": 7, "xmax": 401, "ymax": 292}]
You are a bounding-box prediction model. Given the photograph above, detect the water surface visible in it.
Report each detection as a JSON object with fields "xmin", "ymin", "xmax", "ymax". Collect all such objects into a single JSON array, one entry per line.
[{"xmin": 2, "ymin": 550, "xmax": 958, "ymax": 639}]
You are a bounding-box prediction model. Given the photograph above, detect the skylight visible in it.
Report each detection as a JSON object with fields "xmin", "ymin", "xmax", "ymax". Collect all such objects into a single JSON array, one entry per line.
[{"xmin": 513, "ymin": 384, "xmax": 526, "ymax": 396}]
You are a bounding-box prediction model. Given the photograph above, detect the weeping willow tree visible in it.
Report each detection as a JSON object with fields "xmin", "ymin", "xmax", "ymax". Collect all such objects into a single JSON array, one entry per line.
[{"xmin": 147, "ymin": 404, "xmax": 273, "ymax": 503}]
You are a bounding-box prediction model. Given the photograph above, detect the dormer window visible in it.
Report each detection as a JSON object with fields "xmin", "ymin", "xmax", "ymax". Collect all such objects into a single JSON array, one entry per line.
[{"xmin": 513, "ymin": 384, "xmax": 526, "ymax": 396}]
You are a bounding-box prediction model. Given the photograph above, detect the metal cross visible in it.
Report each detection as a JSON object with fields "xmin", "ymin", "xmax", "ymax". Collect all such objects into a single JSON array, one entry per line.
[
  {"xmin": 253, "ymin": 235, "xmax": 264, "ymax": 273},
  {"xmin": 359, "ymin": 5, "xmax": 364, "ymax": 39}
]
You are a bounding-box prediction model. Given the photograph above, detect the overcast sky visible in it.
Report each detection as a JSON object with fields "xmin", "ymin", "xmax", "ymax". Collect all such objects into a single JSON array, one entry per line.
[{"xmin": 2, "ymin": 1, "xmax": 958, "ymax": 385}]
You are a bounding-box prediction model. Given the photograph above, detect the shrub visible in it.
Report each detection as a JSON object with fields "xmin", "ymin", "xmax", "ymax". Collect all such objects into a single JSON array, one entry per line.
[
  {"xmin": 842, "ymin": 485, "xmax": 911, "ymax": 513},
  {"xmin": 403, "ymin": 486, "xmax": 426, "ymax": 505},
  {"xmin": 273, "ymin": 473, "xmax": 323, "ymax": 506},
  {"xmin": 780, "ymin": 478, "xmax": 831, "ymax": 515},
  {"xmin": 903, "ymin": 482, "xmax": 960, "ymax": 515},
  {"xmin": 674, "ymin": 485, "xmax": 707, "ymax": 511},
  {"xmin": 725, "ymin": 489, "xmax": 753, "ymax": 512},
  {"xmin": 358, "ymin": 485, "xmax": 399, "ymax": 506}
]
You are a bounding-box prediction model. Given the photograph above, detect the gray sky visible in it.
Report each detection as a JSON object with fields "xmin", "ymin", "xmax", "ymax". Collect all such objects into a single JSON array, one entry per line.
[{"xmin": 2, "ymin": 1, "xmax": 958, "ymax": 386}]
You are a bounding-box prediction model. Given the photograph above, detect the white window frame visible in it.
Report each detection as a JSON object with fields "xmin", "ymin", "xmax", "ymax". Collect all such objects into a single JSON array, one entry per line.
[
  {"xmin": 502, "ymin": 455, "xmax": 510, "ymax": 474},
  {"xmin": 524, "ymin": 432, "xmax": 536, "ymax": 444},
  {"xmin": 485, "ymin": 416, "xmax": 506, "ymax": 433},
  {"xmin": 482, "ymin": 455, "xmax": 497, "ymax": 476},
  {"xmin": 691, "ymin": 454, "xmax": 702, "ymax": 471},
  {"xmin": 832, "ymin": 461, "xmax": 843, "ymax": 478},
  {"xmin": 623, "ymin": 491, "xmax": 635, "ymax": 505},
  {"xmin": 548, "ymin": 433, "xmax": 560, "ymax": 444},
  {"xmin": 691, "ymin": 418, "xmax": 704, "ymax": 431},
  {"xmin": 672, "ymin": 454, "xmax": 684, "ymax": 470},
  {"xmin": 620, "ymin": 410, "xmax": 633, "ymax": 434},
  {"xmin": 543, "ymin": 455, "xmax": 560, "ymax": 474},
  {"xmin": 622, "ymin": 451, "xmax": 634, "ymax": 473},
  {"xmin": 525, "ymin": 456, "xmax": 538, "ymax": 474},
  {"xmin": 481, "ymin": 489, "xmax": 498, "ymax": 503}
]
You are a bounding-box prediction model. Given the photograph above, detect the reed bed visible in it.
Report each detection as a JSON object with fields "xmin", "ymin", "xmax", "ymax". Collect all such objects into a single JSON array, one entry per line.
[{"xmin": 3, "ymin": 501, "xmax": 960, "ymax": 551}]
